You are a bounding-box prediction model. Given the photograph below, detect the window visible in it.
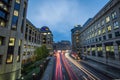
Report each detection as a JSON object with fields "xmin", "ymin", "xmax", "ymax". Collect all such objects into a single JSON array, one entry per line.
[
  {"xmin": 0, "ymin": 55, "xmax": 2, "ymax": 64},
  {"xmin": 97, "ymin": 47, "xmax": 102, "ymax": 51},
  {"xmin": 16, "ymin": 0, "xmax": 20, "ymax": 4},
  {"xmin": 103, "ymin": 36, "xmax": 106, "ymax": 40},
  {"xmin": 0, "ymin": 10, "xmax": 7, "ymax": 19},
  {"xmin": 106, "ymin": 16, "xmax": 110, "ymax": 23},
  {"xmin": 106, "ymin": 46, "xmax": 114, "ymax": 52},
  {"xmin": 6, "ymin": 54, "xmax": 13, "ymax": 64},
  {"xmin": 101, "ymin": 20, "xmax": 105, "ymax": 26},
  {"xmin": 9, "ymin": 38, "xmax": 15, "ymax": 46},
  {"xmin": 98, "ymin": 30, "xmax": 101, "ymax": 35},
  {"xmin": 11, "ymin": 16, "xmax": 18, "ymax": 30},
  {"xmin": 14, "ymin": 10, "xmax": 19, "ymax": 16},
  {"xmin": 102, "ymin": 28, "xmax": 106, "ymax": 34},
  {"xmin": 0, "ymin": 19, "xmax": 6, "ymax": 27},
  {"xmin": 107, "ymin": 25, "xmax": 112, "ymax": 31},
  {"xmin": 115, "ymin": 31, "xmax": 120, "ymax": 37},
  {"xmin": 99, "ymin": 37, "xmax": 101, "ymax": 41},
  {"xmin": 0, "ymin": 36, "xmax": 5, "ymax": 45},
  {"xmin": 113, "ymin": 21, "xmax": 119, "ymax": 29},
  {"xmin": 0, "ymin": 2, "xmax": 8, "ymax": 11},
  {"xmin": 111, "ymin": 12, "xmax": 117, "ymax": 19},
  {"xmin": 108, "ymin": 34, "xmax": 112, "ymax": 39}
]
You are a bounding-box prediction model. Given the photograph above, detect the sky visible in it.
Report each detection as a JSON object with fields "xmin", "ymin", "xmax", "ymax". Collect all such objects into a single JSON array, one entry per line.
[{"xmin": 27, "ymin": 0, "xmax": 109, "ymax": 42}]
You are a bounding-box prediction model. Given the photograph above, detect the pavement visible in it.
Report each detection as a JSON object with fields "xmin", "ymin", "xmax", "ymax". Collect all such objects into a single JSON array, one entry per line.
[
  {"xmin": 81, "ymin": 59, "xmax": 120, "ymax": 79},
  {"xmin": 41, "ymin": 57, "xmax": 55, "ymax": 80},
  {"xmin": 86, "ymin": 56, "xmax": 120, "ymax": 69}
]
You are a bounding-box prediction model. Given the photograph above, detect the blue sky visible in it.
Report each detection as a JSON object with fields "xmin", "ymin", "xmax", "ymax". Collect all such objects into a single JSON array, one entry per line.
[{"xmin": 27, "ymin": 0, "xmax": 109, "ymax": 42}]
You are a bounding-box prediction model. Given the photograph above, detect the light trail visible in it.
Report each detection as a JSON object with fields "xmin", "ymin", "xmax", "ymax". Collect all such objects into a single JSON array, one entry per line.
[
  {"xmin": 61, "ymin": 53, "xmax": 78, "ymax": 80},
  {"xmin": 65, "ymin": 53, "xmax": 101, "ymax": 80},
  {"xmin": 55, "ymin": 52, "xmax": 63, "ymax": 80}
]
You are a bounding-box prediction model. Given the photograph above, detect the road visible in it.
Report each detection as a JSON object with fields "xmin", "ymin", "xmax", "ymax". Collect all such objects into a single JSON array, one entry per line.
[
  {"xmin": 65, "ymin": 52, "xmax": 115, "ymax": 80},
  {"xmin": 53, "ymin": 52, "xmax": 114, "ymax": 80},
  {"xmin": 53, "ymin": 52, "xmax": 78, "ymax": 80}
]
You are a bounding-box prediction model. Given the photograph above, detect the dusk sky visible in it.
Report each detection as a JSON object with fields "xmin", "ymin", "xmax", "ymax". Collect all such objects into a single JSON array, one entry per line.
[{"xmin": 27, "ymin": 0, "xmax": 109, "ymax": 42}]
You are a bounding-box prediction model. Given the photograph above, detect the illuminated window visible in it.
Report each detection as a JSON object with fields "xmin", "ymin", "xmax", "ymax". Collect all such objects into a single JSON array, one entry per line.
[
  {"xmin": 0, "ymin": 20, "xmax": 6, "ymax": 27},
  {"xmin": 111, "ymin": 12, "xmax": 117, "ymax": 19},
  {"xmin": 48, "ymin": 32, "xmax": 51, "ymax": 34},
  {"xmin": 113, "ymin": 21, "xmax": 119, "ymax": 29},
  {"xmin": 43, "ymin": 33, "xmax": 47, "ymax": 35},
  {"xmin": 92, "ymin": 47, "xmax": 96, "ymax": 51},
  {"xmin": 106, "ymin": 16, "xmax": 110, "ymax": 23},
  {"xmin": 9, "ymin": 38, "xmax": 15, "ymax": 46},
  {"xmin": 97, "ymin": 47, "xmax": 102, "ymax": 51},
  {"xmin": 98, "ymin": 30, "xmax": 101, "ymax": 35},
  {"xmin": 6, "ymin": 54, "xmax": 13, "ymax": 63},
  {"xmin": 16, "ymin": 0, "xmax": 20, "ymax": 4},
  {"xmin": 19, "ymin": 40, "xmax": 21, "ymax": 46},
  {"xmin": 0, "ymin": 2, "xmax": 3, "ymax": 7},
  {"xmin": 14, "ymin": 10, "xmax": 19, "ymax": 16},
  {"xmin": 106, "ymin": 46, "xmax": 114, "ymax": 52},
  {"xmin": 17, "ymin": 55, "xmax": 20, "ymax": 62},
  {"xmin": 118, "ymin": 45, "xmax": 120, "ymax": 51},
  {"xmin": 102, "ymin": 28, "xmax": 106, "ymax": 34},
  {"xmin": 107, "ymin": 25, "xmax": 112, "ymax": 31}
]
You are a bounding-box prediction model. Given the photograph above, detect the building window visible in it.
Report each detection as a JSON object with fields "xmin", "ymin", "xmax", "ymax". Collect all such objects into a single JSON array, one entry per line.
[
  {"xmin": 111, "ymin": 11, "xmax": 117, "ymax": 19},
  {"xmin": 108, "ymin": 34, "xmax": 112, "ymax": 39},
  {"xmin": 0, "ymin": 55, "xmax": 2, "ymax": 64},
  {"xmin": 115, "ymin": 31, "xmax": 120, "ymax": 37},
  {"xmin": 107, "ymin": 25, "xmax": 112, "ymax": 31},
  {"xmin": 11, "ymin": 16, "xmax": 18, "ymax": 30},
  {"xmin": 98, "ymin": 30, "xmax": 101, "ymax": 35},
  {"xmin": 6, "ymin": 54, "xmax": 13, "ymax": 64},
  {"xmin": 102, "ymin": 28, "xmax": 106, "ymax": 34},
  {"xmin": 0, "ymin": 19, "xmax": 6, "ymax": 27},
  {"xmin": 14, "ymin": 10, "xmax": 19, "ymax": 16},
  {"xmin": 9, "ymin": 38, "xmax": 15, "ymax": 46},
  {"xmin": 16, "ymin": 0, "xmax": 20, "ymax": 4},
  {"xmin": 99, "ymin": 37, "xmax": 101, "ymax": 41},
  {"xmin": 103, "ymin": 36, "xmax": 106, "ymax": 40},
  {"xmin": 0, "ymin": 36, "xmax": 5, "ymax": 45},
  {"xmin": 101, "ymin": 20, "xmax": 105, "ymax": 26},
  {"xmin": 113, "ymin": 21, "xmax": 119, "ymax": 29},
  {"xmin": 106, "ymin": 46, "xmax": 114, "ymax": 52},
  {"xmin": 6, "ymin": 38, "xmax": 15, "ymax": 64},
  {"xmin": 106, "ymin": 16, "xmax": 110, "ymax": 23},
  {"xmin": 0, "ymin": 10, "xmax": 7, "ymax": 19}
]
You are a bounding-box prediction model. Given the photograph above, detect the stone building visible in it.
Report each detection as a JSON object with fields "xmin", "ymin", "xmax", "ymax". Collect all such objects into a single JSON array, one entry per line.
[
  {"xmin": 71, "ymin": 0, "xmax": 120, "ymax": 68},
  {"xmin": 0, "ymin": 0, "xmax": 28, "ymax": 79},
  {"xmin": 22, "ymin": 19, "xmax": 41, "ymax": 64}
]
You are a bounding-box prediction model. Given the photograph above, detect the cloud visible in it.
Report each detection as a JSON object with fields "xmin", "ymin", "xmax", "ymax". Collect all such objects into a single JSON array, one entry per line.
[
  {"xmin": 27, "ymin": 0, "xmax": 109, "ymax": 42},
  {"xmin": 27, "ymin": 0, "xmax": 80, "ymax": 33}
]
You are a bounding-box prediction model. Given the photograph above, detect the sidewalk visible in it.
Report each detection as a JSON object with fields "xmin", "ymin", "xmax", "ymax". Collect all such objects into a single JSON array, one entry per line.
[
  {"xmin": 81, "ymin": 59, "xmax": 120, "ymax": 78},
  {"xmin": 86, "ymin": 56, "xmax": 120, "ymax": 69},
  {"xmin": 41, "ymin": 57, "xmax": 55, "ymax": 80}
]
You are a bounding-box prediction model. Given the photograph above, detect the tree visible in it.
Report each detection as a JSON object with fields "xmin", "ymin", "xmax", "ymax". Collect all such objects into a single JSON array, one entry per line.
[{"xmin": 34, "ymin": 45, "xmax": 49, "ymax": 60}]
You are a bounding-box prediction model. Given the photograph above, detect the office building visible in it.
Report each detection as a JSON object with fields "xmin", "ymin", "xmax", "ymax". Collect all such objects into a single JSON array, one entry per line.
[
  {"xmin": 0, "ymin": 0, "xmax": 28, "ymax": 80},
  {"xmin": 71, "ymin": 25, "xmax": 82, "ymax": 54},
  {"xmin": 39, "ymin": 26, "xmax": 53, "ymax": 52},
  {"xmin": 71, "ymin": 0, "xmax": 120, "ymax": 68},
  {"xmin": 22, "ymin": 19, "xmax": 41, "ymax": 64},
  {"xmin": 53, "ymin": 40, "xmax": 71, "ymax": 50}
]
